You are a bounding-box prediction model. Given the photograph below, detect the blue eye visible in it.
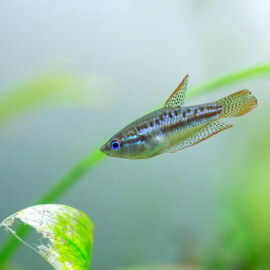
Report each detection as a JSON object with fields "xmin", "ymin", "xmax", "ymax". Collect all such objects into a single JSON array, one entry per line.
[{"xmin": 111, "ymin": 140, "xmax": 121, "ymax": 150}]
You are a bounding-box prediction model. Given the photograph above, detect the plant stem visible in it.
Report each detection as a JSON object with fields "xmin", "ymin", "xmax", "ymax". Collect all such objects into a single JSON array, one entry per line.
[
  {"xmin": 0, "ymin": 150, "xmax": 105, "ymax": 268},
  {"xmin": 0, "ymin": 64, "xmax": 270, "ymax": 269},
  {"xmin": 36, "ymin": 150, "xmax": 105, "ymax": 204},
  {"xmin": 187, "ymin": 64, "xmax": 270, "ymax": 99}
]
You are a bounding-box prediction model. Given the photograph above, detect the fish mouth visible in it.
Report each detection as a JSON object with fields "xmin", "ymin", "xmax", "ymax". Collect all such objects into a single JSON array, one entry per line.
[{"xmin": 100, "ymin": 144, "xmax": 106, "ymax": 153}]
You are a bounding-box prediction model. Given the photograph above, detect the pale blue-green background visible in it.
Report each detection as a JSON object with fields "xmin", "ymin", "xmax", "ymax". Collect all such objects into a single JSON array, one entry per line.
[{"xmin": 0, "ymin": 1, "xmax": 270, "ymax": 269}]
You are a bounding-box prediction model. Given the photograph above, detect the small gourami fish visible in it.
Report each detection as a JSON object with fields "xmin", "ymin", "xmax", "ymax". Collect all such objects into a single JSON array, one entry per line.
[{"xmin": 100, "ymin": 75, "xmax": 257, "ymax": 159}]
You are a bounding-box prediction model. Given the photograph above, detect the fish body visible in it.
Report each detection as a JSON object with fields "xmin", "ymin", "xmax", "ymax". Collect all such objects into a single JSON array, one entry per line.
[{"xmin": 100, "ymin": 75, "xmax": 257, "ymax": 159}]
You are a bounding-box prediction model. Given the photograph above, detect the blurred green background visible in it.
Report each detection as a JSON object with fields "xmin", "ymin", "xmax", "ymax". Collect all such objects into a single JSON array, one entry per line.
[{"xmin": 0, "ymin": 0, "xmax": 270, "ymax": 269}]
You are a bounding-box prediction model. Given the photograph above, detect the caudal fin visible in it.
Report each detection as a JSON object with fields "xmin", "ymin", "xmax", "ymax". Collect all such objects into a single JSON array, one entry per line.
[{"xmin": 218, "ymin": 89, "xmax": 257, "ymax": 118}]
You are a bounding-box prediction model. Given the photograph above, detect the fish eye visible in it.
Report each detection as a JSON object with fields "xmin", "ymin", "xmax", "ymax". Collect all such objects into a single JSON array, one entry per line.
[{"xmin": 111, "ymin": 140, "xmax": 121, "ymax": 150}]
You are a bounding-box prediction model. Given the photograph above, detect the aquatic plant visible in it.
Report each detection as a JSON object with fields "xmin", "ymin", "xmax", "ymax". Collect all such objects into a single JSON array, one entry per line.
[{"xmin": 1, "ymin": 205, "xmax": 93, "ymax": 270}]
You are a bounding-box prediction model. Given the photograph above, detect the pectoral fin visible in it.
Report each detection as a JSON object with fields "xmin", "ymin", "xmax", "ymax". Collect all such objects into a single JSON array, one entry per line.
[
  {"xmin": 164, "ymin": 74, "xmax": 189, "ymax": 108},
  {"xmin": 164, "ymin": 120, "xmax": 233, "ymax": 153}
]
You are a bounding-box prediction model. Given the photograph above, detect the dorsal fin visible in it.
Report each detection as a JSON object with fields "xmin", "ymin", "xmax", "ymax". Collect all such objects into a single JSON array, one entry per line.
[{"xmin": 164, "ymin": 74, "xmax": 189, "ymax": 108}]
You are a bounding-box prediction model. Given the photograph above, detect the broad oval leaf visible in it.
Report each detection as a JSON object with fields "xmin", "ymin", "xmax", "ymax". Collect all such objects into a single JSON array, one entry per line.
[{"xmin": 0, "ymin": 204, "xmax": 94, "ymax": 270}]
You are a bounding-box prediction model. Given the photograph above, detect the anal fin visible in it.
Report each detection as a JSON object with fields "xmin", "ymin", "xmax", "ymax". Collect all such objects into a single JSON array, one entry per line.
[{"xmin": 165, "ymin": 121, "xmax": 233, "ymax": 153}]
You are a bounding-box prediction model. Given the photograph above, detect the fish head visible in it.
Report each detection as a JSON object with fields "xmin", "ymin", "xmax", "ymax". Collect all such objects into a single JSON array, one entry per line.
[
  {"xmin": 100, "ymin": 137, "xmax": 124, "ymax": 158},
  {"xmin": 100, "ymin": 129, "xmax": 161, "ymax": 159}
]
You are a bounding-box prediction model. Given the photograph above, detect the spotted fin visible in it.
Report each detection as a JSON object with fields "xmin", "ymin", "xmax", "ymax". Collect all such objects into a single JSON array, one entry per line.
[
  {"xmin": 164, "ymin": 74, "xmax": 189, "ymax": 108},
  {"xmin": 165, "ymin": 120, "xmax": 233, "ymax": 153},
  {"xmin": 218, "ymin": 89, "xmax": 257, "ymax": 118}
]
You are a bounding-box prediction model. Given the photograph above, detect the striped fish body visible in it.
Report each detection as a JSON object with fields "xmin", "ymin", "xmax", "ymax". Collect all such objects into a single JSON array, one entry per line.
[
  {"xmin": 116, "ymin": 103, "xmax": 222, "ymax": 158},
  {"xmin": 100, "ymin": 75, "xmax": 257, "ymax": 159}
]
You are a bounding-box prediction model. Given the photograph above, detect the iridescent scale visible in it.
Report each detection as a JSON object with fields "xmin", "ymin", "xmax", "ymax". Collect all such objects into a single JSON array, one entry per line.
[{"xmin": 128, "ymin": 102, "xmax": 223, "ymax": 153}]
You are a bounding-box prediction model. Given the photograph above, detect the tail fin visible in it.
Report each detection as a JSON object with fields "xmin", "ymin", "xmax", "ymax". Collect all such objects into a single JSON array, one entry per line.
[{"xmin": 218, "ymin": 90, "xmax": 257, "ymax": 118}]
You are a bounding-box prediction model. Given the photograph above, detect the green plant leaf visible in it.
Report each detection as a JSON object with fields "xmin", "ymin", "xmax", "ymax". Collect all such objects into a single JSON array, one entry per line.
[
  {"xmin": 0, "ymin": 205, "xmax": 94, "ymax": 270},
  {"xmin": 0, "ymin": 73, "xmax": 109, "ymax": 124},
  {"xmin": 202, "ymin": 110, "xmax": 270, "ymax": 268}
]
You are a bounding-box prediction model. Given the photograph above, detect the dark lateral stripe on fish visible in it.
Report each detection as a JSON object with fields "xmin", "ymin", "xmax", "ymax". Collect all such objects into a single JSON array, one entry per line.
[
  {"xmin": 160, "ymin": 106, "xmax": 222, "ymax": 135},
  {"xmin": 137, "ymin": 105, "xmax": 222, "ymax": 135}
]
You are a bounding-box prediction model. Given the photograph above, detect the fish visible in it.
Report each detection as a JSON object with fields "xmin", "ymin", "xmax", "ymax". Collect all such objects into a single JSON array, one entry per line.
[{"xmin": 100, "ymin": 75, "xmax": 257, "ymax": 159}]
